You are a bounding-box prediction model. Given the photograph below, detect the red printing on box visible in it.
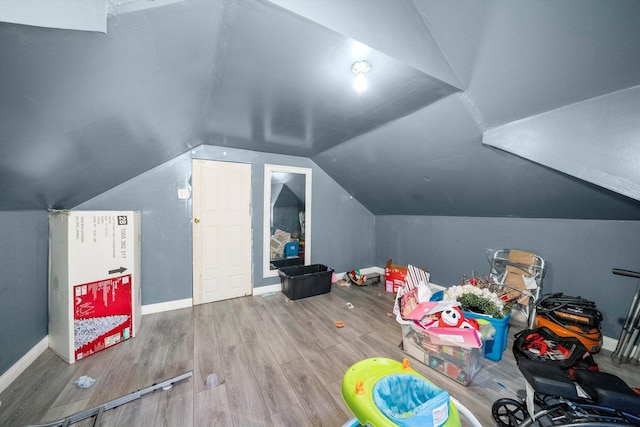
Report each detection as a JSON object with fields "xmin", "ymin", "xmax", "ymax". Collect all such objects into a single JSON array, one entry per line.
[
  {"xmin": 385, "ymin": 263, "xmax": 408, "ymax": 294},
  {"xmin": 73, "ymin": 274, "xmax": 132, "ymax": 360}
]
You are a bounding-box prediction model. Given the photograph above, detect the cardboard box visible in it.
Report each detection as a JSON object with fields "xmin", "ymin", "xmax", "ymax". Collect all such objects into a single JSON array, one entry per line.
[
  {"xmin": 402, "ymin": 323, "xmax": 482, "ymax": 386},
  {"xmin": 385, "ymin": 259, "xmax": 408, "ymax": 293},
  {"xmin": 49, "ymin": 210, "xmax": 141, "ymax": 363},
  {"xmin": 270, "ymin": 229, "xmax": 290, "ymax": 258},
  {"xmin": 385, "ymin": 259, "xmax": 431, "ymax": 294}
]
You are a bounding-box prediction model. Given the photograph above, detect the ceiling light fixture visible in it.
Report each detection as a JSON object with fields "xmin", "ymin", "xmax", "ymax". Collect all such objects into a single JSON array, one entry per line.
[{"xmin": 351, "ymin": 60, "xmax": 371, "ymax": 93}]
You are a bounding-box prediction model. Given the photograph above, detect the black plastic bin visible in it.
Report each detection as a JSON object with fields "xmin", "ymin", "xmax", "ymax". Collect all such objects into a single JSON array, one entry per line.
[
  {"xmin": 271, "ymin": 257, "xmax": 304, "ymax": 270},
  {"xmin": 278, "ymin": 264, "xmax": 332, "ymax": 300}
]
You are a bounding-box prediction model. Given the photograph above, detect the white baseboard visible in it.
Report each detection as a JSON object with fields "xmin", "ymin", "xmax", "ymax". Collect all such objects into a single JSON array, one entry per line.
[
  {"xmin": 602, "ymin": 335, "xmax": 620, "ymax": 353},
  {"xmin": 360, "ymin": 266, "xmax": 385, "ymax": 276},
  {"xmin": 252, "ymin": 283, "xmax": 282, "ymax": 295},
  {"xmin": 0, "ymin": 336, "xmax": 48, "ymax": 394},
  {"xmin": 141, "ymin": 298, "xmax": 193, "ymax": 315}
]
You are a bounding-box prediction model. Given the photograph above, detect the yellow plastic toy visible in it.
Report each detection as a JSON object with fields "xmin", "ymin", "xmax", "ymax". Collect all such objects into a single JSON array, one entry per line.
[{"xmin": 341, "ymin": 357, "xmax": 471, "ymax": 427}]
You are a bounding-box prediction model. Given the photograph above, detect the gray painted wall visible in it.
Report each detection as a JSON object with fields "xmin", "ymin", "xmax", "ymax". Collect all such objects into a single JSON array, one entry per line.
[
  {"xmin": 0, "ymin": 211, "xmax": 48, "ymax": 375},
  {"xmin": 77, "ymin": 144, "xmax": 375, "ymax": 304},
  {"xmin": 376, "ymin": 215, "xmax": 640, "ymax": 338},
  {"xmin": 0, "ymin": 144, "xmax": 374, "ymax": 378},
  {"xmin": 2, "ymin": 178, "xmax": 637, "ymax": 378},
  {"xmin": 76, "ymin": 152, "xmax": 194, "ymax": 305}
]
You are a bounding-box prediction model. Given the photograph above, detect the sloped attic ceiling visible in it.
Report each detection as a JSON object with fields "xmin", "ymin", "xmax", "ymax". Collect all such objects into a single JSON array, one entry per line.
[{"xmin": 0, "ymin": 0, "xmax": 639, "ymax": 219}]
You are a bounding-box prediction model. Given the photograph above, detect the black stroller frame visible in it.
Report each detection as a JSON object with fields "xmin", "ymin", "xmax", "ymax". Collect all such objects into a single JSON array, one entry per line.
[{"xmin": 492, "ymin": 356, "xmax": 640, "ymax": 426}]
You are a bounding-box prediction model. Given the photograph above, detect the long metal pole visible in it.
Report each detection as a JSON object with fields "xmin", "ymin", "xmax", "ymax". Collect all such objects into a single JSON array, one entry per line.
[
  {"xmin": 611, "ymin": 268, "xmax": 640, "ymax": 364},
  {"xmin": 613, "ymin": 291, "xmax": 640, "ymax": 363},
  {"xmin": 629, "ymin": 333, "xmax": 640, "ymax": 365},
  {"xmin": 619, "ymin": 312, "xmax": 640, "ymax": 363},
  {"xmin": 24, "ymin": 371, "xmax": 193, "ymax": 427}
]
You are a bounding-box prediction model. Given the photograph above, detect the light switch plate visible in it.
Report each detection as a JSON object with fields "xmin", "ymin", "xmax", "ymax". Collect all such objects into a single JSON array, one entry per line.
[{"xmin": 177, "ymin": 188, "xmax": 190, "ymax": 199}]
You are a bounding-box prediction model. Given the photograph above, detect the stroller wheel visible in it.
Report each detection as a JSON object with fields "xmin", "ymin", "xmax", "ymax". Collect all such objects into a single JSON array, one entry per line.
[{"xmin": 492, "ymin": 398, "xmax": 528, "ymax": 427}]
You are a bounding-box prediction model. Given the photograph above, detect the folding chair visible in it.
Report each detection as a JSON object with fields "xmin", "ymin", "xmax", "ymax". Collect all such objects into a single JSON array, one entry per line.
[{"xmin": 488, "ymin": 249, "xmax": 545, "ymax": 328}]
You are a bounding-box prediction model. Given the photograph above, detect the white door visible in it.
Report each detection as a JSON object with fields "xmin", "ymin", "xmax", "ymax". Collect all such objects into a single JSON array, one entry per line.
[{"xmin": 192, "ymin": 159, "xmax": 252, "ymax": 305}]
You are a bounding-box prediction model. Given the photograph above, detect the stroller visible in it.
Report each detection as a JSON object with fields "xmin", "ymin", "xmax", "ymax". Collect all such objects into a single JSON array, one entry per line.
[{"xmin": 491, "ymin": 328, "xmax": 640, "ymax": 426}]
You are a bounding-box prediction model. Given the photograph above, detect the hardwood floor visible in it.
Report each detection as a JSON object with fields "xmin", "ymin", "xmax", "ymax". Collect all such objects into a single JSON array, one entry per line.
[{"xmin": 1, "ymin": 283, "xmax": 639, "ymax": 426}]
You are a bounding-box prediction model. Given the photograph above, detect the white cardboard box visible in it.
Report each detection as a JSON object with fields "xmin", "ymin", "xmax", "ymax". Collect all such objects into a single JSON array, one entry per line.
[{"xmin": 48, "ymin": 210, "xmax": 141, "ymax": 363}]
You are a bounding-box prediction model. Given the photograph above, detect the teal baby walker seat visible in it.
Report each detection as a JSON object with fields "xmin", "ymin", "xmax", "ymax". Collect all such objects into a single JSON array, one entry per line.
[{"xmin": 341, "ymin": 357, "xmax": 462, "ymax": 427}]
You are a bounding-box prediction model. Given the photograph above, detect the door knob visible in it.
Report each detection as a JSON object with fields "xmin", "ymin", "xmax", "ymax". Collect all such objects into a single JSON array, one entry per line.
[{"xmin": 194, "ymin": 217, "xmax": 200, "ymax": 223}]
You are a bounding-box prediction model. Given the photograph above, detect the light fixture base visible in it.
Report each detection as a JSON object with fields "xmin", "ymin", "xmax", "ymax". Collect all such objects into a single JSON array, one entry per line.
[{"xmin": 351, "ymin": 60, "xmax": 371, "ymax": 75}]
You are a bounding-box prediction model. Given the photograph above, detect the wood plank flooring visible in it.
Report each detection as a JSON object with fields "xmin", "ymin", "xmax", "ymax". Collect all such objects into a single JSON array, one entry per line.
[{"xmin": 1, "ymin": 283, "xmax": 639, "ymax": 426}]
